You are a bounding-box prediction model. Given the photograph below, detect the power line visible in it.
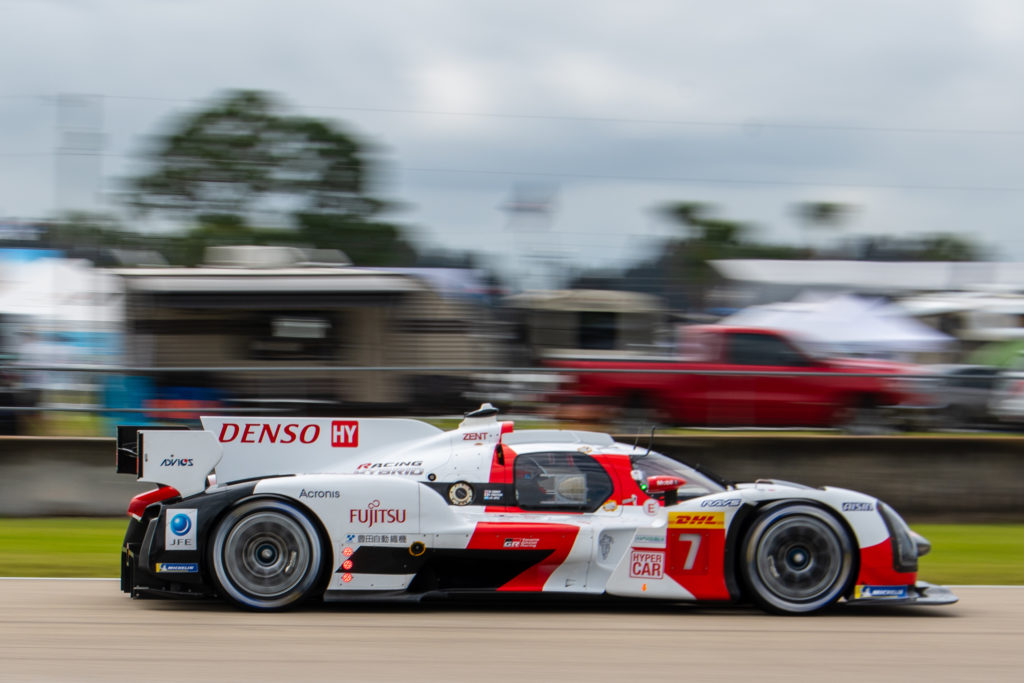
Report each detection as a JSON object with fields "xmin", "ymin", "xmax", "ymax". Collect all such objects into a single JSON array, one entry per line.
[
  {"xmin": 4, "ymin": 91, "xmax": 1024, "ymax": 138},
  {"xmin": 3, "ymin": 148, "xmax": 1023, "ymax": 194},
  {"xmin": 401, "ymin": 166, "xmax": 1024, "ymax": 194}
]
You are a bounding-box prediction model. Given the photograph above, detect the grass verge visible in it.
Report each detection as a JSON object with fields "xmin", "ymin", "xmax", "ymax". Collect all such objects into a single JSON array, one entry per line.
[
  {"xmin": 0, "ymin": 518, "xmax": 126, "ymax": 578},
  {"xmin": 913, "ymin": 524, "xmax": 1024, "ymax": 585},
  {"xmin": 0, "ymin": 518, "xmax": 1021, "ymax": 585}
]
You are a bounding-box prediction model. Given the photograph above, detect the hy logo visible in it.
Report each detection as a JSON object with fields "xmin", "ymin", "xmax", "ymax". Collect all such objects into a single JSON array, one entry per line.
[{"xmin": 169, "ymin": 513, "xmax": 192, "ymax": 537}]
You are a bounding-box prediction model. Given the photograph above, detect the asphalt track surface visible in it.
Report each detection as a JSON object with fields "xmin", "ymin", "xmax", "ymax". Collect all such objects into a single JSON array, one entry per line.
[{"xmin": 0, "ymin": 581, "xmax": 1020, "ymax": 682}]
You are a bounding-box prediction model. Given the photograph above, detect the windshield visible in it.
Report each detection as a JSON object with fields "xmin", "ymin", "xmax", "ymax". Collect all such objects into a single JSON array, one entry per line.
[{"xmin": 630, "ymin": 451, "xmax": 726, "ymax": 500}]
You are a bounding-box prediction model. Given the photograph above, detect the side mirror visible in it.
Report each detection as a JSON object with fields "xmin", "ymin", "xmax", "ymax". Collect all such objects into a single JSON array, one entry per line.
[
  {"xmin": 646, "ymin": 475, "xmax": 686, "ymax": 494},
  {"xmin": 646, "ymin": 475, "xmax": 686, "ymax": 506}
]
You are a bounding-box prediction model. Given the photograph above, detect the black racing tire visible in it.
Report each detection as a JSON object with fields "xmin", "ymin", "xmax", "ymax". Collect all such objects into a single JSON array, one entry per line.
[
  {"xmin": 209, "ymin": 499, "xmax": 326, "ymax": 610},
  {"xmin": 740, "ymin": 504, "xmax": 855, "ymax": 615}
]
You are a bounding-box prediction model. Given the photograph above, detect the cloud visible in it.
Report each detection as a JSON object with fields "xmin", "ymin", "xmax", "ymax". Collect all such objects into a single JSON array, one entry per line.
[{"xmin": 1, "ymin": 0, "xmax": 1023, "ymax": 269}]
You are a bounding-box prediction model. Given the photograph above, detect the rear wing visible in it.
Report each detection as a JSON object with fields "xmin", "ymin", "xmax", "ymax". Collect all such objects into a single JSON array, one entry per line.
[
  {"xmin": 198, "ymin": 416, "xmax": 445, "ymax": 484},
  {"xmin": 116, "ymin": 425, "xmax": 223, "ymax": 497},
  {"xmin": 117, "ymin": 416, "xmax": 446, "ymax": 494}
]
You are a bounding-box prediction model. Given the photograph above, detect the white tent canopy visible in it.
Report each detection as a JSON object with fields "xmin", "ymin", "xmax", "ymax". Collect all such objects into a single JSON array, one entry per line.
[
  {"xmin": 0, "ymin": 257, "xmax": 123, "ymax": 325},
  {"xmin": 722, "ymin": 293, "xmax": 954, "ymax": 356}
]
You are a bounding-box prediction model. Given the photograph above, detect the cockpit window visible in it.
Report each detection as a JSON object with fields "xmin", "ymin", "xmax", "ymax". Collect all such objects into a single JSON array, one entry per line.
[
  {"xmin": 514, "ymin": 452, "xmax": 614, "ymax": 512},
  {"xmin": 630, "ymin": 451, "xmax": 726, "ymax": 500}
]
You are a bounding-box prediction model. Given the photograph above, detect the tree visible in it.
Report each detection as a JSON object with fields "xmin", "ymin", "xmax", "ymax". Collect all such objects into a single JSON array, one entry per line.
[
  {"xmin": 127, "ymin": 90, "xmax": 413, "ymax": 265},
  {"xmin": 918, "ymin": 233, "xmax": 983, "ymax": 261},
  {"xmin": 795, "ymin": 201, "xmax": 852, "ymax": 254},
  {"xmin": 638, "ymin": 202, "xmax": 807, "ymax": 310},
  {"xmin": 663, "ymin": 202, "xmax": 745, "ymax": 245},
  {"xmin": 130, "ymin": 91, "xmax": 287, "ymax": 218}
]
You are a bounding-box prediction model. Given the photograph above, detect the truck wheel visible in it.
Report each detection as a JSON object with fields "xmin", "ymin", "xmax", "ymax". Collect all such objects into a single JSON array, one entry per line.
[
  {"xmin": 740, "ymin": 504, "xmax": 855, "ymax": 615},
  {"xmin": 210, "ymin": 499, "xmax": 325, "ymax": 610},
  {"xmin": 839, "ymin": 396, "xmax": 892, "ymax": 435}
]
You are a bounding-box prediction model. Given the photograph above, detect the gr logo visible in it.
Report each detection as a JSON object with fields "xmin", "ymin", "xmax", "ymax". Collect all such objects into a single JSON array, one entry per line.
[{"xmin": 165, "ymin": 509, "xmax": 197, "ymax": 550}]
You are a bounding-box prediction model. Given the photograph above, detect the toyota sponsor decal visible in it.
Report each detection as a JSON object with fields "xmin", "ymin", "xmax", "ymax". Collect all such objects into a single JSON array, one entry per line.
[
  {"xmin": 629, "ymin": 549, "xmax": 665, "ymax": 579},
  {"xmin": 331, "ymin": 421, "xmax": 359, "ymax": 447},
  {"xmin": 217, "ymin": 422, "xmax": 321, "ymax": 444},
  {"xmin": 164, "ymin": 509, "xmax": 197, "ymax": 550},
  {"xmin": 669, "ymin": 512, "xmax": 725, "ymax": 529},
  {"xmin": 632, "ymin": 531, "xmax": 667, "ymax": 548},
  {"xmin": 349, "ymin": 500, "xmax": 407, "ymax": 527},
  {"xmin": 155, "ymin": 562, "xmax": 199, "ymax": 574},
  {"xmin": 213, "ymin": 420, "xmax": 362, "ymax": 447},
  {"xmin": 299, "ymin": 489, "xmax": 340, "ymax": 499},
  {"xmin": 700, "ymin": 498, "xmax": 741, "ymax": 508},
  {"xmin": 355, "ymin": 461, "xmax": 423, "ymax": 476},
  {"xmin": 854, "ymin": 585, "xmax": 909, "ymax": 599}
]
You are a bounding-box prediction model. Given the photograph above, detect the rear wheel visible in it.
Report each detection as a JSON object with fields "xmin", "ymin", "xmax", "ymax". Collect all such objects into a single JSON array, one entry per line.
[
  {"xmin": 210, "ymin": 499, "xmax": 325, "ymax": 610},
  {"xmin": 740, "ymin": 504, "xmax": 855, "ymax": 615}
]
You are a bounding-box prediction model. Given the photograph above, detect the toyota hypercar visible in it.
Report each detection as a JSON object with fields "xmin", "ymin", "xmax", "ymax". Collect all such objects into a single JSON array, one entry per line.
[{"xmin": 116, "ymin": 404, "xmax": 956, "ymax": 614}]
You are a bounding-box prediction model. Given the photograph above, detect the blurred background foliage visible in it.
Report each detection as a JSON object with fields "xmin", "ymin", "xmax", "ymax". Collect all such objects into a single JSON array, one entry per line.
[{"xmin": 37, "ymin": 89, "xmax": 981, "ymax": 282}]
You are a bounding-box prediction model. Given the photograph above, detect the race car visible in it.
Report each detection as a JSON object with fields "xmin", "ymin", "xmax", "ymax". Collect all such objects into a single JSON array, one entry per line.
[{"xmin": 115, "ymin": 404, "xmax": 956, "ymax": 614}]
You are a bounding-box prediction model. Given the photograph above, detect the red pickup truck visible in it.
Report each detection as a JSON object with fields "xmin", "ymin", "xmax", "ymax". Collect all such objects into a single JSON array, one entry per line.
[{"xmin": 546, "ymin": 325, "xmax": 936, "ymax": 430}]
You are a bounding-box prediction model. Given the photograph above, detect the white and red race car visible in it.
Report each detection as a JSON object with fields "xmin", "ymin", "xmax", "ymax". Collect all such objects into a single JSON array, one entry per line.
[{"xmin": 116, "ymin": 404, "xmax": 956, "ymax": 614}]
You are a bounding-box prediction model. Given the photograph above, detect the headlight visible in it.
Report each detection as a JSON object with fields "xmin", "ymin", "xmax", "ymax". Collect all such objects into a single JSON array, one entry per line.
[{"xmin": 877, "ymin": 501, "xmax": 918, "ymax": 573}]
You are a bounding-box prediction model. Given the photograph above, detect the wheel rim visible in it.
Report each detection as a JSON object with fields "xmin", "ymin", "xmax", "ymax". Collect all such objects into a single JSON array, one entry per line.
[
  {"xmin": 745, "ymin": 506, "xmax": 854, "ymax": 613},
  {"xmin": 755, "ymin": 516, "xmax": 843, "ymax": 601},
  {"xmin": 212, "ymin": 501, "xmax": 322, "ymax": 608}
]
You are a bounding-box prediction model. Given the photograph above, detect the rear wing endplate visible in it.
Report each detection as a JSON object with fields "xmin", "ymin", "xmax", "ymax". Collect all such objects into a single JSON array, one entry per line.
[{"xmin": 115, "ymin": 425, "xmax": 189, "ymax": 475}]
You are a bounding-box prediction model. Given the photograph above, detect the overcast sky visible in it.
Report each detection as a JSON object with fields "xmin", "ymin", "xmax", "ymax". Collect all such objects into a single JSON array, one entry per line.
[{"xmin": 3, "ymin": 0, "xmax": 1024, "ymax": 279}]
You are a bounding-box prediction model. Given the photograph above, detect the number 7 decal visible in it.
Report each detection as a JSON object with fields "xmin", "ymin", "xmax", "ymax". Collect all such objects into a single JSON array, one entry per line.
[{"xmin": 676, "ymin": 533, "xmax": 702, "ymax": 571}]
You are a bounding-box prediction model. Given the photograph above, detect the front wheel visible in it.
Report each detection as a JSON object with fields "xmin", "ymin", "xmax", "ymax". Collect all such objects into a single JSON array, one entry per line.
[
  {"xmin": 740, "ymin": 504, "xmax": 855, "ymax": 615},
  {"xmin": 210, "ymin": 499, "xmax": 326, "ymax": 610}
]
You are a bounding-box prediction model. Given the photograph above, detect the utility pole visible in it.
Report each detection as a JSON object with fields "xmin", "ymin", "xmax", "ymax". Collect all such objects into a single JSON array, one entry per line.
[
  {"xmin": 54, "ymin": 94, "xmax": 105, "ymax": 214},
  {"xmin": 502, "ymin": 182, "xmax": 559, "ymax": 291}
]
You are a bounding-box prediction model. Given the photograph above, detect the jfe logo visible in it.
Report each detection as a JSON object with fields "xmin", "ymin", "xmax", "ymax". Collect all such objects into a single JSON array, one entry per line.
[
  {"xmin": 165, "ymin": 509, "xmax": 197, "ymax": 550},
  {"xmin": 170, "ymin": 513, "xmax": 191, "ymax": 537},
  {"xmin": 332, "ymin": 421, "xmax": 359, "ymax": 447}
]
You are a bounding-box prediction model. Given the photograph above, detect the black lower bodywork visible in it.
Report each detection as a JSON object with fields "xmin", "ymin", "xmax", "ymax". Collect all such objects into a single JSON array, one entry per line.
[
  {"xmin": 121, "ymin": 483, "xmax": 256, "ymax": 599},
  {"xmin": 122, "ymin": 482, "xmax": 576, "ymax": 604}
]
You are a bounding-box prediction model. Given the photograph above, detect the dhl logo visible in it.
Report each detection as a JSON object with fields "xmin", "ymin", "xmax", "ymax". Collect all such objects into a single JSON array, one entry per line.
[{"xmin": 669, "ymin": 512, "xmax": 725, "ymax": 529}]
